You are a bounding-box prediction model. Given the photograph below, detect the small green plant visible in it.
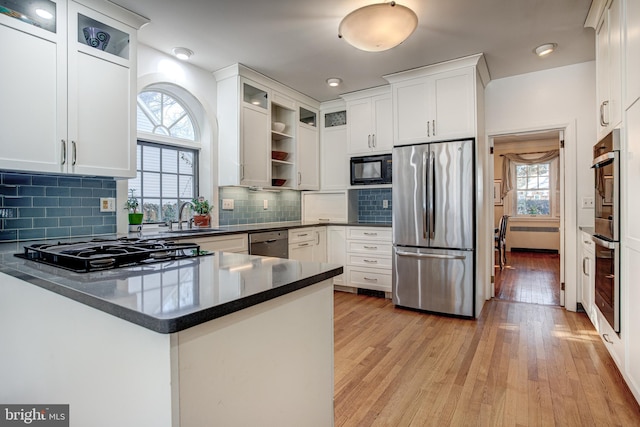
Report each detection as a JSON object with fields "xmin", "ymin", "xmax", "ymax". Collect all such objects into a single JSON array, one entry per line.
[
  {"xmin": 192, "ymin": 196, "xmax": 210, "ymax": 215},
  {"xmin": 124, "ymin": 189, "xmax": 140, "ymax": 213}
]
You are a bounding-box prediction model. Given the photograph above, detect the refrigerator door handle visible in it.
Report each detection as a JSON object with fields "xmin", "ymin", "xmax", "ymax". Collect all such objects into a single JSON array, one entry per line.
[
  {"xmin": 422, "ymin": 151, "xmax": 428, "ymax": 239},
  {"xmin": 396, "ymin": 250, "xmax": 466, "ymax": 260},
  {"xmin": 429, "ymin": 150, "xmax": 435, "ymax": 240}
]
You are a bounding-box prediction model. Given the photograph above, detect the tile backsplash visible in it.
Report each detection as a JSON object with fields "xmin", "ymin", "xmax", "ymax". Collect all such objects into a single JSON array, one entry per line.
[
  {"xmin": 219, "ymin": 187, "xmax": 301, "ymax": 226},
  {"xmin": 0, "ymin": 172, "xmax": 116, "ymax": 242},
  {"xmin": 357, "ymin": 188, "xmax": 392, "ymax": 223}
]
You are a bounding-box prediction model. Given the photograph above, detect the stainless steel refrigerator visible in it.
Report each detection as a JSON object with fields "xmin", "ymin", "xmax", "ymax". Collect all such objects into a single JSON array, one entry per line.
[{"xmin": 392, "ymin": 139, "xmax": 475, "ymax": 317}]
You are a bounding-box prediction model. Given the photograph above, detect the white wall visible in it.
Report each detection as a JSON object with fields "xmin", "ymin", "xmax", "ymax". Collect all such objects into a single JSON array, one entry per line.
[
  {"xmin": 485, "ymin": 61, "xmax": 597, "ymax": 311},
  {"xmin": 118, "ymin": 44, "xmax": 220, "ymax": 233}
]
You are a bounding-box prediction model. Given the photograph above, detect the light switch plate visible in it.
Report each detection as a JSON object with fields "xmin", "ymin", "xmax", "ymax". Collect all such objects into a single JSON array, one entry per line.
[
  {"xmin": 100, "ymin": 198, "xmax": 116, "ymax": 212},
  {"xmin": 383, "ymin": 200, "xmax": 389, "ymax": 209},
  {"xmin": 222, "ymin": 199, "xmax": 234, "ymax": 210},
  {"xmin": 581, "ymin": 197, "xmax": 594, "ymax": 208},
  {"xmin": 263, "ymin": 199, "xmax": 268, "ymax": 210}
]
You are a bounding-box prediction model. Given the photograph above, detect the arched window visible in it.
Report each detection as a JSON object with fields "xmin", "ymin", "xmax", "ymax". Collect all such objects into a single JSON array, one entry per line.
[
  {"xmin": 131, "ymin": 87, "xmax": 202, "ymax": 223},
  {"xmin": 137, "ymin": 90, "xmax": 196, "ymax": 140}
]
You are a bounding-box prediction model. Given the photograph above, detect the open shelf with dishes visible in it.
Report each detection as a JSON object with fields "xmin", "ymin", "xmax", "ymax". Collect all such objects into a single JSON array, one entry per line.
[{"xmin": 271, "ymin": 102, "xmax": 295, "ymax": 188}]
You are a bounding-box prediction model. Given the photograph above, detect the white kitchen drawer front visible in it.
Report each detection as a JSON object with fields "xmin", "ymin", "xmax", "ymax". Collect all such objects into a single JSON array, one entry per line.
[
  {"xmin": 596, "ymin": 308, "xmax": 625, "ymax": 371},
  {"xmin": 191, "ymin": 234, "xmax": 249, "ymax": 253},
  {"xmin": 347, "ymin": 240, "xmax": 392, "ymax": 255},
  {"xmin": 347, "ymin": 227, "xmax": 392, "ymax": 241},
  {"xmin": 347, "ymin": 254, "xmax": 392, "ymax": 269},
  {"xmin": 289, "ymin": 228, "xmax": 316, "ymax": 244},
  {"xmin": 347, "ymin": 267, "xmax": 391, "ymax": 292}
]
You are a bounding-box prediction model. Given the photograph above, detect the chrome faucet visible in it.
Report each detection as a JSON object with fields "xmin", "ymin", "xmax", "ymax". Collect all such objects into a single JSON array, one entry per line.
[{"xmin": 178, "ymin": 201, "xmax": 196, "ymax": 230}]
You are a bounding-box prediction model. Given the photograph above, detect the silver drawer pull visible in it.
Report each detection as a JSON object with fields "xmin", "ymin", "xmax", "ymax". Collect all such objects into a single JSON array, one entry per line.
[
  {"xmin": 363, "ymin": 259, "xmax": 378, "ymax": 264},
  {"xmin": 364, "ymin": 232, "xmax": 378, "ymax": 236},
  {"xmin": 298, "ymin": 243, "xmax": 310, "ymax": 247},
  {"xmin": 396, "ymin": 250, "xmax": 466, "ymax": 260},
  {"xmin": 603, "ymin": 333, "xmax": 613, "ymax": 344},
  {"xmin": 363, "ymin": 277, "xmax": 378, "ymax": 282},
  {"xmin": 298, "ymin": 233, "xmax": 309, "ymax": 237},
  {"xmin": 364, "ymin": 245, "xmax": 378, "ymax": 250}
]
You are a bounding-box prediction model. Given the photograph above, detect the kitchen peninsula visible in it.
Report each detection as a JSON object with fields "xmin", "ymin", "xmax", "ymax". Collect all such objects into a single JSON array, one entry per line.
[{"xmin": 0, "ymin": 248, "xmax": 341, "ymax": 427}]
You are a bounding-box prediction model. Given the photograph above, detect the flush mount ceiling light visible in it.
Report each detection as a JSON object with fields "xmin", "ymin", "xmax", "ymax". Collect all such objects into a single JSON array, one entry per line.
[
  {"xmin": 338, "ymin": 1, "xmax": 418, "ymax": 52},
  {"xmin": 35, "ymin": 8, "xmax": 54, "ymax": 20},
  {"xmin": 534, "ymin": 43, "xmax": 557, "ymax": 57},
  {"xmin": 326, "ymin": 77, "xmax": 342, "ymax": 87},
  {"xmin": 172, "ymin": 47, "xmax": 193, "ymax": 61}
]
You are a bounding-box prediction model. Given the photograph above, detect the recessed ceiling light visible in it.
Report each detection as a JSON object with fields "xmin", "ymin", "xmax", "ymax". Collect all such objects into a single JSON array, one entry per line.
[
  {"xmin": 533, "ymin": 43, "xmax": 557, "ymax": 57},
  {"xmin": 172, "ymin": 47, "xmax": 193, "ymax": 61},
  {"xmin": 327, "ymin": 78, "xmax": 342, "ymax": 87},
  {"xmin": 35, "ymin": 8, "xmax": 53, "ymax": 20}
]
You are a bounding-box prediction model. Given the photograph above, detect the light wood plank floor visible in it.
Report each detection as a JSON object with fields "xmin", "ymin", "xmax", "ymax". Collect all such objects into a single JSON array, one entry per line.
[
  {"xmin": 334, "ymin": 292, "xmax": 640, "ymax": 426},
  {"xmin": 495, "ymin": 251, "xmax": 560, "ymax": 306}
]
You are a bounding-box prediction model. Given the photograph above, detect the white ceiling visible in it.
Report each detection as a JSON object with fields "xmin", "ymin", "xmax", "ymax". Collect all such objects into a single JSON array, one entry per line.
[{"xmin": 109, "ymin": 0, "xmax": 595, "ymax": 102}]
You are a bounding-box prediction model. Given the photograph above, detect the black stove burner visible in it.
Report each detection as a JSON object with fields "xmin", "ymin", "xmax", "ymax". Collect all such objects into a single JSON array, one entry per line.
[{"xmin": 16, "ymin": 238, "xmax": 205, "ymax": 272}]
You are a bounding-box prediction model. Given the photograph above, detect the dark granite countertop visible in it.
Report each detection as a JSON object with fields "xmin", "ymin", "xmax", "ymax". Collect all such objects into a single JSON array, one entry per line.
[
  {"xmin": 139, "ymin": 221, "xmax": 391, "ymax": 240},
  {"xmin": 0, "ymin": 249, "xmax": 342, "ymax": 334}
]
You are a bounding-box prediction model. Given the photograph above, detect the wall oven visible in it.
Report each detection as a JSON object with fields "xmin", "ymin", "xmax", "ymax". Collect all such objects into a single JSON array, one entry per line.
[{"xmin": 591, "ymin": 129, "xmax": 620, "ymax": 332}]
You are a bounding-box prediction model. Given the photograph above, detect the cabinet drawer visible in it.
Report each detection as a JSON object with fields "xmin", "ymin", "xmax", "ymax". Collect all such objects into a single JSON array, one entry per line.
[
  {"xmin": 289, "ymin": 228, "xmax": 316, "ymax": 244},
  {"xmin": 347, "ymin": 227, "xmax": 391, "ymax": 241},
  {"xmin": 346, "ymin": 241, "xmax": 392, "ymax": 255},
  {"xmin": 192, "ymin": 234, "xmax": 248, "ymax": 253},
  {"xmin": 347, "ymin": 254, "xmax": 392, "ymax": 269},
  {"xmin": 347, "ymin": 267, "xmax": 391, "ymax": 292}
]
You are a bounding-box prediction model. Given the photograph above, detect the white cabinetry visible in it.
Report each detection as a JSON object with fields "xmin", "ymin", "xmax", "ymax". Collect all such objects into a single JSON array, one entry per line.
[
  {"xmin": 343, "ymin": 87, "xmax": 392, "ymax": 155},
  {"xmin": 296, "ymin": 105, "xmax": 320, "ymax": 190},
  {"xmin": 384, "ymin": 55, "xmax": 488, "ymax": 146},
  {"xmin": 327, "ymin": 226, "xmax": 346, "ymax": 286},
  {"xmin": 625, "ymin": 0, "xmax": 640, "ymax": 108},
  {"xmin": 580, "ymin": 232, "xmax": 596, "ymax": 324},
  {"xmin": 320, "ymin": 101, "xmax": 349, "ymax": 190},
  {"xmin": 345, "ymin": 226, "xmax": 392, "ymax": 293},
  {"xmin": 301, "ymin": 191, "xmax": 357, "ymax": 223},
  {"xmin": 595, "ymin": 0, "xmax": 622, "ymax": 139},
  {"xmin": 288, "ymin": 227, "xmax": 325, "ymax": 262},
  {"xmin": 189, "ymin": 234, "xmax": 249, "ymax": 254},
  {"xmin": 215, "ymin": 64, "xmax": 320, "ymax": 189},
  {"xmin": 0, "ymin": 0, "xmax": 146, "ymax": 177}
]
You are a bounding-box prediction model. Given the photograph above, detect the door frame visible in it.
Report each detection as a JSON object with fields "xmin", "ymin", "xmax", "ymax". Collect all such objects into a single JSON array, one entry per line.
[{"xmin": 488, "ymin": 126, "xmax": 568, "ymax": 306}]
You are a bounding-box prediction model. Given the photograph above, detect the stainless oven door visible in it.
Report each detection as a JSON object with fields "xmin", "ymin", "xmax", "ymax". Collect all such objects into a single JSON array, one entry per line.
[
  {"xmin": 591, "ymin": 235, "xmax": 619, "ymax": 332},
  {"xmin": 591, "ymin": 130, "xmax": 619, "ymax": 241}
]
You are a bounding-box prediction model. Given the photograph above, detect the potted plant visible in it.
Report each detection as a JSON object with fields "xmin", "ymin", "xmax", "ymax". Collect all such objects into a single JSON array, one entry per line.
[
  {"xmin": 125, "ymin": 189, "xmax": 144, "ymax": 226},
  {"xmin": 192, "ymin": 196, "xmax": 211, "ymax": 227}
]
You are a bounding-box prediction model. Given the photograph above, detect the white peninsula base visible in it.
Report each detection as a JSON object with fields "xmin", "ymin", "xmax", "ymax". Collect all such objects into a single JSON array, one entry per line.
[{"xmin": 0, "ymin": 272, "xmax": 334, "ymax": 427}]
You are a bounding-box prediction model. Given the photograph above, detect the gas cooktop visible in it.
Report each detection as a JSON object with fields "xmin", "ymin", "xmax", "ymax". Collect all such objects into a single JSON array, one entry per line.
[{"xmin": 15, "ymin": 237, "xmax": 207, "ymax": 273}]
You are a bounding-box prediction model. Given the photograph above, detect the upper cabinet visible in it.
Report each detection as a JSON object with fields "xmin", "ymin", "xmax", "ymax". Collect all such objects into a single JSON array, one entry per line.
[
  {"xmin": 320, "ymin": 100, "xmax": 349, "ymax": 190},
  {"xmin": 625, "ymin": 0, "xmax": 640, "ymax": 108},
  {"xmin": 297, "ymin": 105, "xmax": 320, "ymax": 190},
  {"xmin": 588, "ymin": 0, "xmax": 622, "ymax": 139},
  {"xmin": 342, "ymin": 87, "xmax": 392, "ymax": 155},
  {"xmin": 214, "ymin": 64, "xmax": 320, "ymax": 189},
  {"xmin": 0, "ymin": 0, "xmax": 147, "ymax": 178},
  {"xmin": 384, "ymin": 55, "xmax": 488, "ymax": 146}
]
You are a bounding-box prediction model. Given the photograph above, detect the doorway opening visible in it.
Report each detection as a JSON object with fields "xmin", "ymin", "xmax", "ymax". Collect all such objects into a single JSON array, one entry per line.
[{"xmin": 492, "ymin": 129, "xmax": 564, "ymax": 306}]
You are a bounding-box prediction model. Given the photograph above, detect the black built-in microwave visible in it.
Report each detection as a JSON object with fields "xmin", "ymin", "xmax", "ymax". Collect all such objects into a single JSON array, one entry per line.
[{"xmin": 350, "ymin": 153, "xmax": 392, "ymax": 185}]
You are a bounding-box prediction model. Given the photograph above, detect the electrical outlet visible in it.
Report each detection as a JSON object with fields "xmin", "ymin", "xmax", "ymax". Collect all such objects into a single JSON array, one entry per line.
[
  {"xmin": 383, "ymin": 199, "xmax": 389, "ymax": 209},
  {"xmin": 581, "ymin": 197, "xmax": 594, "ymax": 208},
  {"xmin": 222, "ymin": 199, "xmax": 234, "ymax": 210},
  {"xmin": 263, "ymin": 199, "xmax": 268, "ymax": 210},
  {"xmin": 99, "ymin": 197, "xmax": 116, "ymax": 212}
]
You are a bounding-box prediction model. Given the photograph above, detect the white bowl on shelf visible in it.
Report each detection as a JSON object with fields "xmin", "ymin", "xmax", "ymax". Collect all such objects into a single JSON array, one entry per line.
[{"xmin": 272, "ymin": 122, "xmax": 286, "ymax": 133}]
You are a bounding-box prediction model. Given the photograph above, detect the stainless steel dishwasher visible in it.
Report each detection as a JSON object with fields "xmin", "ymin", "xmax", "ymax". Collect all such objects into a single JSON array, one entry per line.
[{"xmin": 249, "ymin": 230, "xmax": 288, "ymax": 258}]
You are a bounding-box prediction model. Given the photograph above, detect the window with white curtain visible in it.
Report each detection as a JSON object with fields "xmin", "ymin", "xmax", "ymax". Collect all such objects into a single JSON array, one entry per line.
[
  {"xmin": 131, "ymin": 88, "xmax": 200, "ymax": 223},
  {"xmin": 506, "ymin": 158, "xmax": 559, "ymax": 218}
]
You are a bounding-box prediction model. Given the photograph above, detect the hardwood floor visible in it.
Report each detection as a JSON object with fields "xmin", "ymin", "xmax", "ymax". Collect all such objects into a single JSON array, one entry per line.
[
  {"xmin": 495, "ymin": 251, "xmax": 560, "ymax": 306},
  {"xmin": 334, "ymin": 292, "xmax": 640, "ymax": 426}
]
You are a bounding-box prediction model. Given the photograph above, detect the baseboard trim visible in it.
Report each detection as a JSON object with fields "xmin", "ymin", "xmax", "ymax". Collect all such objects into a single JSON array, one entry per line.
[{"xmin": 511, "ymin": 248, "xmax": 559, "ymax": 254}]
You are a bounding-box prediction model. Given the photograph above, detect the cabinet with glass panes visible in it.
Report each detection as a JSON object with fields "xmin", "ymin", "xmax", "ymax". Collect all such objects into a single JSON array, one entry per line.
[{"xmin": 0, "ymin": 0, "xmax": 147, "ymax": 177}]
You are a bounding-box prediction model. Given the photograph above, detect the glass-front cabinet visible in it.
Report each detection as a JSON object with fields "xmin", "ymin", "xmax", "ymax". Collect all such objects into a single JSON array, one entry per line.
[{"xmin": 0, "ymin": 0, "xmax": 147, "ymax": 177}]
